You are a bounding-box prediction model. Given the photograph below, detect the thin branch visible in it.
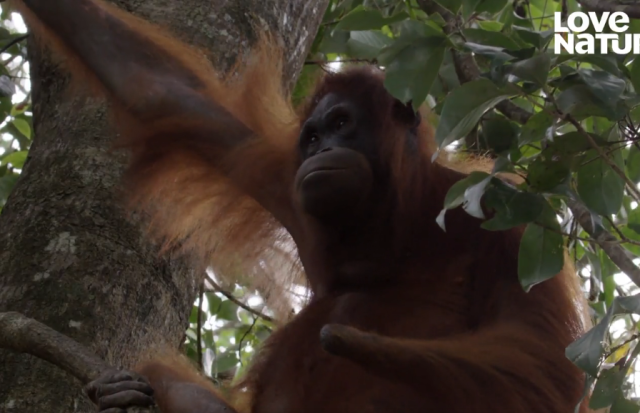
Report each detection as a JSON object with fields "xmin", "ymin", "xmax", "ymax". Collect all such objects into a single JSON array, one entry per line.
[
  {"xmin": 197, "ymin": 281, "xmax": 204, "ymax": 371},
  {"xmin": 604, "ymin": 215, "xmax": 640, "ymax": 247},
  {"xmin": 237, "ymin": 316, "xmax": 258, "ymax": 366},
  {"xmin": 416, "ymin": 0, "xmax": 533, "ymax": 125},
  {"xmin": 205, "ymin": 274, "xmax": 274, "ymax": 323},
  {"xmin": 605, "ymin": 333, "xmax": 639, "ymax": 360},
  {"xmin": 577, "ymin": 0, "xmax": 640, "ymax": 19},
  {"xmin": 0, "ymin": 34, "xmax": 28, "ymax": 55},
  {"xmin": 567, "ymin": 199, "xmax": 640, "ymax": 287},
  {"xmin": 564, "ymin": 114, "xmax": 640, "ymax": 203}
]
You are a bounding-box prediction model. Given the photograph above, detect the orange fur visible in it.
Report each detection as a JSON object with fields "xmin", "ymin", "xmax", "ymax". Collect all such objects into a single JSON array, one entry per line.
[{"xmin": 14, "ymin": 0, "xmax": 593, "ymax": 412}]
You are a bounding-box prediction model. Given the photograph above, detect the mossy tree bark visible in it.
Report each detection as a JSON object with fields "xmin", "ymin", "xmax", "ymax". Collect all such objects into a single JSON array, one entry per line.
[{"xmin": 0, "ymin": 0, "xmax": 327, "ymax": 411}]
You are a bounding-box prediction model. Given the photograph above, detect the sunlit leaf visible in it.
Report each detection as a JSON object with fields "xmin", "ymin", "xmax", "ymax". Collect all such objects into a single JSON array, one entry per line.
[
  {"xmin": 1, "ymin": 150, "xmax": 27, "ymax": 168},
  {"xmin": 12, "ymin": 118, "xmax": 31, "ymax": 139}
]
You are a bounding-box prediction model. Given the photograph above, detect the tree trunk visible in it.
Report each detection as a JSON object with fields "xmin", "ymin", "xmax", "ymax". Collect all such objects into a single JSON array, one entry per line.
[{"xmin": 0, "ymin": 1, "xmax": 327, "ymax": 411}]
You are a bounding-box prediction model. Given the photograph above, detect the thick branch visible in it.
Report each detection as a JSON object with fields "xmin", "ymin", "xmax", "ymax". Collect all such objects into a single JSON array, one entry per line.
[
  {"xmin": 0, "ymin": 311, "xmax": 159, "ymax": 412},
  {"xmin": 566, "ymin": 200, "xmax": 640, "ymax": 286},
  {"xmin": 0, "ymin": 312, "xmax": 108, "ymax": 383},
  {"xmin": 577, "ymin": 0, "xmax": 640, "ymax": 19}
]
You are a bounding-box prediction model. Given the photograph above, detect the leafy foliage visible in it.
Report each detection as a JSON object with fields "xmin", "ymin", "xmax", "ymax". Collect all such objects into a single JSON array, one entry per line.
[
  {"xmin": 0, "ymin": 6, "xmax": 31, "ymax": 215},
  {"xmin": 5, "ymin": 0, "xmax": 640, "ymax": 406}
]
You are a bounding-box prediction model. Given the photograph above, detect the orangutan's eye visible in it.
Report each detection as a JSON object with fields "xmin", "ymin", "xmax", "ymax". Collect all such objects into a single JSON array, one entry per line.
[{"xmin": 336, "ymin": 117, "xmax": 348, "ymax": 130}]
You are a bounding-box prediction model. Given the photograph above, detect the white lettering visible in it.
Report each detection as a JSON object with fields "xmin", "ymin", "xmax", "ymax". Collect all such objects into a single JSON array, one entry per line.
[
  {"xmin": 610, "ymin": 12, "xmax": 629, "ymax": 32},
  {"xmin": 588, "ymin": 11, "xmax": 610, "ymax": 32},
  {"xmin": 612, "ymin": 34, "xmax": 632, "ymax": 54},
  {"xmin": 554, "ymin": 12, "xmax": 633, "ymax": 55},
  {"xmin": 555, "ymin": 33, "xmax": 574, "ymax": 53},
  {"xmin": 576, "ymin": 34, "xmax": 594, "ymax": 54},
  {"xmin": 555, "ymin": 12, "xmax": 569, "ymax": 32},
  {"xmin": 598, "ymin": 33, "xmax": 617, "ymax": 53},
  {"xmin": 568, "ymin": 12, "xmax": 589, "ymax": 32}
]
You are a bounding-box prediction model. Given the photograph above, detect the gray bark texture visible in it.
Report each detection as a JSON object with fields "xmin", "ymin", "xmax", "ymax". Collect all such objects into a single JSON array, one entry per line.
[{"xmin": 0, "ymin": 0, "xmax": 327, "ymax": 411}]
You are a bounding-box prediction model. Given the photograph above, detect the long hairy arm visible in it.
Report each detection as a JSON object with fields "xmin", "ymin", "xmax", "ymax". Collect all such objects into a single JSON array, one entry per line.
[
  {"xmin": 321, "ymin": 265, "xmax": 588, "ymax": 413},
  {"xmin": 11, "ymin": 0, "xmax": 304, "ymax": 310}
]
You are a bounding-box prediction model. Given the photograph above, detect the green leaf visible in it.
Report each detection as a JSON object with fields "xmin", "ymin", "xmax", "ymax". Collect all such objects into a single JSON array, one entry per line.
[
  {"xmin": 627, "ymin": 207, "xmax": 640, "ymax": 235},
  {"xmin": 437, "ymin": 172, "xmax": 490, "ymax": 230},
  {"xmin": 507, "ymin": 54, "xmax": 551, "ymax": 87},
  {"xmin": 476, "ymin": 0, "xmax": 509, "ymax": 14},
  {"xmin": 217, "ymin": 300, "xmax": 239, "ymax": 322},
  {"xmin": 318, "ymin": 30, "xmax": 350, "ymax": 54},
  {"xmin": 627, "ymin": 144, "xmax": 640, "ymax": 184},
  {"xmin": 434, "ymin": 0, "xmax": 462, "ymax": 13},
  {"xmin": 566, "ymin": 310, "xmax": 612, "ymax": 376},
  {"xmin": 462, "ymin": 0, "xmax": 482, "ymax": 18},
  {"xmin": 513, "ymin": 26, "xmax": 554, "ymax": 49},
  {"xmin": 463, "ymin": 42, "xmax": 516, "ymax": 62},
  {"xmin": 443, "ymin": 172, "xmax": 491, "ymax": 209},
  {"xmin": 590, "ymin": 367, "xmax": 624, "ymax": 410},
  {"xmin": 477, "ymin": 21, "xmax": 503, "ymax": 32},
  {"xmin": 0, "ymin": 172, "xmax": 18, "ymax": 203},
  {"xmin": 188, "ymin": 306, "xmax": 200, "ymax": 324},
  {"xmin": 1, "ymin": 150, "xmax": 27, "ymax": 168},
  {"xmin": 383, "ymin": 39, "xmax": 446, "ymax": 109},
  {"xmin": 527, "ymin": 155, "xmax": 572, "ymax": 191},
  {"xmin": 462, "ymin": 28, "xmax": 520, "ymax": 49},
  {"xmin": 12, "ymin": 118, "xmax": 31, "ymax": 139},
  {"xmin": 205, "ymin": 292, "xmax": 223, "ymax": 312},
  {"xmin": 568, "ymin": 295, "xmax": 640, "ymax": 376},
  {"xmin": 577, "ymin": 150, "xmax": 625, "ymax": 216},
  {"xmin": 519, "ymin": 110, "xmax": 553, "ymax": 145},
  {"xmin": 555, "ymin": 54, "xmax": 622, "ymax": 77},
  {"xmin": 631, "ymin": 57, "xmax": 640, "ymax": 93},
  {"xmin": 435, "ymin": 78, "xmax": 511, "ymax": 147},
  {"xmin": 292, "ymin": 65, "xmax": 322, "ymax": 107},
  {"xmin": 611, "ymin": 395, "xmax": 640, "ymax": 413},
  {"xmin": 335, "ymin": 7, "xmax": 408, "ymax": 31},
  {"xmin": 482, "ymin": 185, "xmax": 545, "ymax": 230},
  {"xmin": 556, "ymin": 85, "xmax": 625, "ymax": 121},
  {"xmin": 517, "ymin": 206, "xmax": 564, "ymax": 291},
  {"xmin": 462, "ymin": 176, "xmax": 492, "ymax": 219},
  {"xmin": 346, "ymin": 30, "xmax": 392, "ymax": 59},
  {"xmin": 578, "ymin": 69, "xmax": 626, "ymax": 110},
  {"xmin": 215, "ymin": 352, "xmax": 239, "ymax": 372},
  {"xmin": 546, "ymin": 131, "xmax": 605, "ymax": 157},
  {"xmin": 480, "ymin": 117, "xmax": 518, "ymax": 153},
  {"xmin": 10, "ymin": 102, "xmax": 28, "ymax": 117}
]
